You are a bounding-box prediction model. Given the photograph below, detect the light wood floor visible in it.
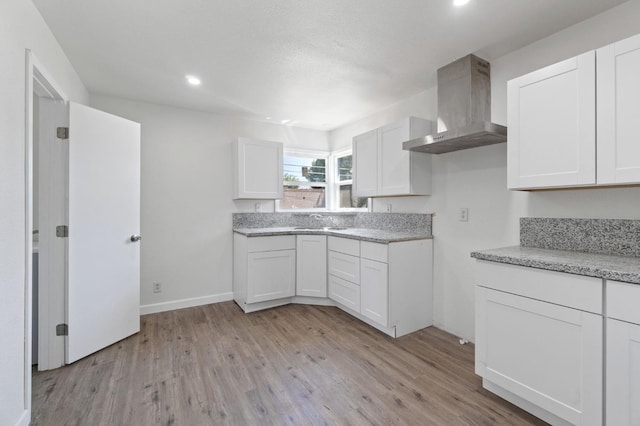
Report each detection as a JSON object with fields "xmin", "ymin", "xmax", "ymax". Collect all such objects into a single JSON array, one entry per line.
[{"xmin": 32, "ymin": 301, "xmax": 546, "ymax": 425}]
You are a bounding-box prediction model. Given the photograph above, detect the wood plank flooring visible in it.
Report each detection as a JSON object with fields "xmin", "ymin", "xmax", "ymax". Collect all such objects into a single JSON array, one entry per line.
[{"xmin": 32, "ymin": 301, "xmax": 547, "ymax": 425}]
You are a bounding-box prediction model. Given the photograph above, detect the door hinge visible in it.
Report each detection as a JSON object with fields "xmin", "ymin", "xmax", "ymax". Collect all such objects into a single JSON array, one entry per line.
[
  {"xmin": 56, "ymin": 323, "xmax": 68, "ymax": 336},
  {"xmin": 56, "ymin": 127, "xmax": 69, "ymax": 139},
  {"xmin": 56, "ymin": 225, "xmax": 68, "ymax": 238}
]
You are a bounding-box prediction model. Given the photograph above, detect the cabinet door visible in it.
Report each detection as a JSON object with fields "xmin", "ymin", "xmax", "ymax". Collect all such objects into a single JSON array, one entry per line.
[
  {"xmin": 607, "ymin": 318, "xmax": 640, "ymax": 426},
  {"xmin": 233, "ymin": 138, "xmax": 283, "ymax": 199},
  {"xmin": 360, "ymin": 258, "xmax": 388, "ymax": 327},
  {"xmin": 296, "ymin": 235, "xmax": 327, "ymax": 298},
  {"xmin": 476, "ymin": 286, "xmax": 602, "ymax": 425},
  {"xmin": 597, "ymin": 33, "xmax": 640, "ymax": 185},
  {"xmin": 378, "ymin": 120, "xmax": 411, "ymax": 196},
  {"xmin": 507, "ymin": 51, "xmax": 596, "ymax": 189},
  {"xmin": 353, "ymin": 129, "xmax": 378, "ymax": 197},
  {"xmin": 247, "ymin": 249, "xmax": 295, "ymax": 303}
]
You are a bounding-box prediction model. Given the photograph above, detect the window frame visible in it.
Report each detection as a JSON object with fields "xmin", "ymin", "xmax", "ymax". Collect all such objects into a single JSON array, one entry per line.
[
  {"xmin": 277, "ymin": 148, "xmax": 368, "ymax": 212},
  {"xmin": 277, "ymin": 149, "xmax": 330, "ymax": 212},
  {"xmin": 330, "ymin": 148, "xmax": 368, "ymax": 212}
]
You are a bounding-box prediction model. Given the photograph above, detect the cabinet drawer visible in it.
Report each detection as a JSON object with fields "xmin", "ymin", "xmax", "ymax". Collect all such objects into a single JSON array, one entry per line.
[
  {"xmin": 247, "ymin": 235, "xmax": 296, "ymax": 252},
  {"xmin": 361, "ymin": 241, "xmax": 388, "ymax": 263},
  {"xmin": 328, "ymin": 236, "xmax": 360, "ymax": 256},
  {"xmin": 475, "ymin": 260, "xmax": 602, "ymax": 314},
  {"xmin": 607, "ymin": 280, "xmax": 640, "ymax": 324},
  {"xmin": 327, "ymin": 251, "xmax": 360, "ymax": 285},
  {"xmin": 329, "ymin": 275, "xmax": 360, "ymax": 312},
  {"xmin": 328, "ymin": 250, "xmax": 360, "ymax": 284}
]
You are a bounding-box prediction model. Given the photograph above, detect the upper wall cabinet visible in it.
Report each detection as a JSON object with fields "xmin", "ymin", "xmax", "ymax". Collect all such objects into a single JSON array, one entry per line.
[
  {"xmin": 597, "ymin": 34, "xmax": 640, "ymax": 185},
  {"xmin": 353, "ymin": 117, "xmax": 433, "ymax": 197},
  {"xmin": 232, "ymin": 137, "xmax": 283, "ymax": 199},
  {"xmin": 508, "ymin": 52, "xmax": 596, "ymax": 189},
  {"xmin": 508, "ymin": 33, "xmax": 640, "ymax": 190}
]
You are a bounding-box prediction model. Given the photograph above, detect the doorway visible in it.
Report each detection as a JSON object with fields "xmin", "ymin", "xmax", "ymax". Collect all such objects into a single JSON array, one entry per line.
[
  {"xmin": 25, "ymin": 50, "xmax": 142, "ymax": 423},
  {"xmin": 25, "ymin": 49, "xmax": 68, "ymax": 420}
]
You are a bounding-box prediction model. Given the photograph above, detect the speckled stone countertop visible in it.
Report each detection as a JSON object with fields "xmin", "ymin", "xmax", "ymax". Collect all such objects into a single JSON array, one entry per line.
[
  {"xmin": 233, "ymin": 227, "xmax": 432, "ymax": 244},
  {"xmin": 471, "ymin": 246, "xmax": 640, "ymax": 284}
]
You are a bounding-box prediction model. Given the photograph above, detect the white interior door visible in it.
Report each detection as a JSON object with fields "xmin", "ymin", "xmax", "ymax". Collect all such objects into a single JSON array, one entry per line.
[{"xmin": 66, "ymin": 102, "xmax": 141, "ymax": 363}]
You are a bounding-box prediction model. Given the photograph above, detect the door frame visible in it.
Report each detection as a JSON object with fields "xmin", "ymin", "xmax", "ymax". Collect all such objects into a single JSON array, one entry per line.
[{"xmin": 24, "ymin": 49, "xmax": 68, "ymax": 420}]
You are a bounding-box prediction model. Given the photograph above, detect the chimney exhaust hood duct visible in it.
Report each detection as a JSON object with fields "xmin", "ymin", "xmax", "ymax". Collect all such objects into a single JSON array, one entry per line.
[{"xmin": 403, "ymin": 54, "xmax": 507, "ymax": 154}]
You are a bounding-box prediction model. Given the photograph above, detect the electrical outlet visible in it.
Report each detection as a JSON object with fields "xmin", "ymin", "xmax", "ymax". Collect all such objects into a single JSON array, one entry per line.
[
  {"xmin": 459, "ymin": 208, "xmax": 469, "ymax": 222},
  {"xmin": 255, "ymin": 202, "xmax": 261, "ymax": 212},
  {"xmin": 153, "ymin": 282, "xmax": 162, "ymax": 293},
  {"xmin": 386, "ymin": 204, "xmax": 392, "ymax": 213}
]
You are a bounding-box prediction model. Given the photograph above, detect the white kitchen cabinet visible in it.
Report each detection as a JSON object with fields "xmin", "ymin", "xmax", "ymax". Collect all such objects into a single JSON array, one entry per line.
[
  {"xmin": 232, "ymin": 137, "xmax": 283, "ymax": 199},
  {"xmin": 327, "ymin": 237, "xmax": 361, "ymax": 311},
  {"xmin": 296, "ymin": 235, "xmax": 327, "ymax": 298},
  {"xmin": 606, "ymin": 280, "xmax": 640, "ymax": 426},
  {"xmin": 508, "ymin": 32, "xmax": 640, "ymax": 190},
  {"xmin": 353, "ymin": 117, "xmax": 433, "ymax": 197},
  {"xmin": 607, "ymin": 319, "xmax": 640, "ymax": 426},
  {"xmin": 233, "ymin": 234, "xmax": 295, "ymax": 312},
  {"xmin": 360, "ymin": 258, "xmax": 388, "ymax": 327},
  {"xmin": 475, "ymin": 261, "xmax": 603, "ymax": 425},
  {"xmin": 353, "ymin": 129, "xmax": 378, "ymax": 197},
  {"xmin": 328, "ymin": 236, "xmax": 433, "ymax": 338},
  {"xmin": 508, "ymin": 51, "xmax": 596, "ymax": 190},
  {"xmin": 597, "ymin": 33, "xmax": 640, "ymax": 185}
]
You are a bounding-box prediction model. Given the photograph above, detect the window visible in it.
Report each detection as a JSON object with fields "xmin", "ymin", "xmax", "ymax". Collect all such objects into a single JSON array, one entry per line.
[
  {"xmin": 334, "ymin": 151, "xmax": 368, "ymax": 210},
  {"xmin": 278, "ymin": 149, "xmax": 368, "ymax": 211},
  {"xmin": 279, "ymin": 151, "xmax": 328, "ymax": 210}
]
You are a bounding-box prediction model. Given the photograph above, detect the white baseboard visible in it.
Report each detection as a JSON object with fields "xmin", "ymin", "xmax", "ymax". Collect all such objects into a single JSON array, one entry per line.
[
  {"xmin": 16, "ymin": 409, "xmax": 30, "ymax": 426},
  {"xmin": 140, "ymin": 292, "xmax": 233, "ymax": 315}
]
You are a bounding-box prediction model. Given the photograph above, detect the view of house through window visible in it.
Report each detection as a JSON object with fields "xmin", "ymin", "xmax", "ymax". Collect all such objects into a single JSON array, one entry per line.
[
  {"xmin": 280, "ymin": 151, "xmax": 367, "ymax": 211},
  {"xmin": 281, "ymin": 154, "xmax": 327, "ymax": 209}
]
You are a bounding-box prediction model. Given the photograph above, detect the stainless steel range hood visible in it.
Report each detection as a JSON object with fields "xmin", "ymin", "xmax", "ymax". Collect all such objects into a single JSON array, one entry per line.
[{"xmin": 403, "ymin": 54, "xmax": 507, "ymax": 154}]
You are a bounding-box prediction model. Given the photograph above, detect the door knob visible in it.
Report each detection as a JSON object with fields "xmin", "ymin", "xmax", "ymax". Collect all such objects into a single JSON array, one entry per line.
[{"xmin": 130, "ymin": 235, "xmax": 142, "ymax": 242}]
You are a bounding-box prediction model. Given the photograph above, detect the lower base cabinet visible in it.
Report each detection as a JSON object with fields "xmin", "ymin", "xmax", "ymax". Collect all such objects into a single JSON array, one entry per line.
[
  {"xmin": 607, "ymin": 319, "xmax": 640, "ymax": 426},
  {"xmin": 475, "ymin": 260, "xmax": 603, "ymax": 426},
  {"xmin": 607, "ymin": 280, "xmax": 640, "ymax": 426},
  {"xmin": 296, "ymin": 235, "xmax": 327, "ymax": 298},
  {"xmin": 234, "ymin": 232, "xmax": 433, "ymax": 338},
  {"xmin": 328, "ymin": 236, "xmax": 433, "ymax": 338},
  {"xmin": 233, "ymin": 234, "xmax": 296, "ymax": 312},
  {"xmin": 360, "ymin": 258, "xmax": 388, "ymax": 326}
]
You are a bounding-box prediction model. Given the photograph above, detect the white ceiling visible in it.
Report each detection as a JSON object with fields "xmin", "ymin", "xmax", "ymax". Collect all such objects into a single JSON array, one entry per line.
[{"xmin": 33, "ymin": 0, "xmax": 628, "ymax": 130}]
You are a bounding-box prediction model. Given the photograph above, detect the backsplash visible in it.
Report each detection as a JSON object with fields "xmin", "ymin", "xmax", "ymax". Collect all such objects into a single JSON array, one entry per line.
[
  {"xmin": 233, "ymin": 212, "xmax": 432, "ymax": 234},
  {"xmin": 520, "ymin": 218, "xmax": 640, "ymax": 257}
]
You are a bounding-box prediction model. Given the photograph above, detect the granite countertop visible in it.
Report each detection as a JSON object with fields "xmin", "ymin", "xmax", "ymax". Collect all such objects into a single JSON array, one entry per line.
[
  {"xmin": 471, "ymin": 246, "xmax": 640, "ymax": 285},
  {"xmin": 233, "ymin": 227, "xmax": 432, "ymax": 244}
]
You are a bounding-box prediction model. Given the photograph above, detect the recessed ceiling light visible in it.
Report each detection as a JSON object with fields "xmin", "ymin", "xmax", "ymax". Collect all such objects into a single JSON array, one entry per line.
[
  {"xmin": 281, "ymin": 119, "xmax": 291, "ymax": 124},
  {"xmin": 453, "ymin": 0, "xmax": 470, "ymax": 6},
  {"xmin": 186, "ymin": 75, "xmax": 201, "ymax": 86},
  {"xmin": 265, "ymin": 116, "xmax": 272, "ymax": 120}
]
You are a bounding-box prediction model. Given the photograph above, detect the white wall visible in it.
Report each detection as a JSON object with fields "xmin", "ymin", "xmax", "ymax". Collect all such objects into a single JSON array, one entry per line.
[
  {"xmin": 90, "ymin": 95, "xmax": 330, "ymax": 313},
  {"xmin": 0, "ymin": 0, "xmax": 88, "ymax": 424},
  {"xmin": 330, "ymin": 0, "xmax": 640, "ymax": 341}
]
